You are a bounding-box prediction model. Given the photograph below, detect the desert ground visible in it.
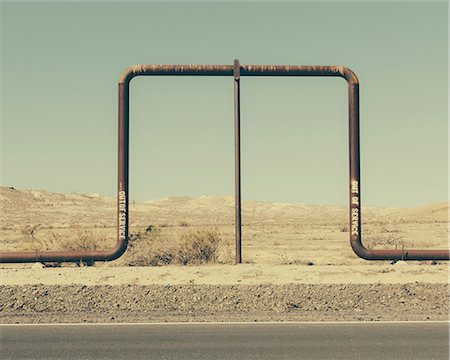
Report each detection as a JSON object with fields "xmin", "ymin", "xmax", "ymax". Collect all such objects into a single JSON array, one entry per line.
[{"xmin": 0, "ymin": 186, "xmax": 448, "ymax": 323}]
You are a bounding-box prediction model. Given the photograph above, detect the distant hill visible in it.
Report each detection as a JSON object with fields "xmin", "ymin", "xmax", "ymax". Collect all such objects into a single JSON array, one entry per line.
[
  {"xmin": 1, "ymin": 187, "xmax": 447, "ymax": 232},
  {"xmin": 393, "ymin": 202, "xmax": 449, "ymax": 223}
]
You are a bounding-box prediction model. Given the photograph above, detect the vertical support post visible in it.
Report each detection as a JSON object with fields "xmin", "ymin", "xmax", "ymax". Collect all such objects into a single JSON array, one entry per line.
[{"xmin": 234, "ymin": 59, "xmax": 242, "ymax": 264}]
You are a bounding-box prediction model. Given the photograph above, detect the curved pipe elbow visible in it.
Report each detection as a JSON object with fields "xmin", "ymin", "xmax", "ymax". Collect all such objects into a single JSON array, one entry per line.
[
  {"xmin": 119, "ymin": 66, "xmax": 140, "ymax": 85},
  {"xmin": 104, "ymin": 240, "xmax": 128, "ymax": 261},
  {"xmin": 339, "ymin": 66, "xmax": 359, "ymax": 85},
  {"xmin": 350, "ymin": 239, "xmax": 373, "ymax": 260}
]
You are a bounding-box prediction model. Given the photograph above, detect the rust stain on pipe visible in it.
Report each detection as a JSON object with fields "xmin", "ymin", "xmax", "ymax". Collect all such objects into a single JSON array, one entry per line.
[{"xmin": 1, "ymin": 63, "xmax": 447, "ymax": 263}]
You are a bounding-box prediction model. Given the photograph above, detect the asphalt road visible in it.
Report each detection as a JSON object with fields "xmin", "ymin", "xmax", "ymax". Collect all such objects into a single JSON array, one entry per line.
[{"xmin": 1, "ymin": 322, "xmax": 448, "ymax": 359}]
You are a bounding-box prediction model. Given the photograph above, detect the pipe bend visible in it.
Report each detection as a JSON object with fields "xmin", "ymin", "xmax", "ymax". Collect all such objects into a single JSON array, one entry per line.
[
  {"xmin": 338, "ymin": 66, "xmax": 359, "ymax": 85},
  {"xmin": 118, "ymin": 65, "xmax": 142, "ymax": 85},
  {"xmin": 350, "ymin": 239, "xmax": 373, "ymax": 260},
  {"xmin": 104, "ymin": 240, "xmax": 128, "ymax": 261}
]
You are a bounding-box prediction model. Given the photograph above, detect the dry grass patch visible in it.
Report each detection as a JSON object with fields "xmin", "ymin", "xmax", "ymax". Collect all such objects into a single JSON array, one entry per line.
[
  {"xmin": 20, "ymin": 225, "xmax": 231, "ymax": 267},
  {"xmin": 363, "ymin": 232, "xmax": 404, "ymax": 249},
  {"xmin": 23, "ymin": 230, "xmax": 110, "ymax": 266},
  {"xmin": 124, "ymin": 227, "xmax": 232, "ymax": 266},
  {"xmin": 24, "ymin": 230, "xmax": 109, "ymax": 252}
]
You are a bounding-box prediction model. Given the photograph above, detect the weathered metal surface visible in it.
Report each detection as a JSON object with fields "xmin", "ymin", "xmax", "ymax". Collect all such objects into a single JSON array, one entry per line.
[
  {"xmin": 234, "ymin": 59, "xmax": 242, "ymax": 264},
  {"xmin": 118, "ymin": 64, "xmax": 358, "ymax": 84},
  {"xmin": 1, "ymin": 63, "xmax": 447, "ymax": 263}
]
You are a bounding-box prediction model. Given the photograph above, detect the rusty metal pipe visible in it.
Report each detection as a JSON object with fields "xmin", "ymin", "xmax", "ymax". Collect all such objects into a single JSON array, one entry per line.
[
  {"xmin": 1, "ymin": 64, "xmax": 447, "ymax": 263},
  {"xmin": 234, "ymin": 59, "xmax": 242, "ymax": 264},
  {"xmin": 117, "ymin": 64, "xmax": 356, "ymax": 83}
]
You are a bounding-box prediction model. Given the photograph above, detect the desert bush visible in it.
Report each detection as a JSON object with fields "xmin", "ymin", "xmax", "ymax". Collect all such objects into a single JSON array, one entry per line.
[
  {"xmin": 126, "ymin": 228, "xmax": 175, "ymax": 266},
  {"xmin": 125, "ymin": 227, "xmax": 229, "ymax": 266},
  {"xmin": 178, "ymin": 229, "xmax": 221, "ymax": 265},
  {"xmin": 364, "ymin": 232, "xmax": 404, "ymax": 249}
]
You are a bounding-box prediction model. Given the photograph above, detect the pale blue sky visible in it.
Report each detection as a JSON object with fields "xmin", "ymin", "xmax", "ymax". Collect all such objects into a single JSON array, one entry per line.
[{"xmin": 1, "ymin": 1, "xmax": 448, "ymax": 207}]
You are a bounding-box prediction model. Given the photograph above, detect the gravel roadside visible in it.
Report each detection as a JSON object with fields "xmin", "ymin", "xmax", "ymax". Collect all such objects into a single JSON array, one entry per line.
[{"xmin": 1, "ymin": 283, "xmax": 448, "ymax": 323}]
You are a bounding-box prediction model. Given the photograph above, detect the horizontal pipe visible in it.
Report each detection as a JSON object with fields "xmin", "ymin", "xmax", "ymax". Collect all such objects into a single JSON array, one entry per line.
[
  {"xmin": 351, "ymin": 241, "xmax": 449, "ymax": 261},
  {"xmin": 118, "ymin": 64, "xmax": 358, "ymax": 84},
  {"xmin": 0, "ymin": 245, "xmax": 127, "ymax": 263}
]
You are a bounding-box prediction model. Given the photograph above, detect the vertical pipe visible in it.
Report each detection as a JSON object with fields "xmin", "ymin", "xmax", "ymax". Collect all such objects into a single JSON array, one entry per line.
[
  {"xmin": 234, "ymin": 59, "xmax": 242, "ymax": 264},
  {"xmin": 118, "ymin": 83, "xmax": 129, "ymax": 252},
  {"xmin": 348, "ymin": 83, "xmax": 361, "ymax": 254}
]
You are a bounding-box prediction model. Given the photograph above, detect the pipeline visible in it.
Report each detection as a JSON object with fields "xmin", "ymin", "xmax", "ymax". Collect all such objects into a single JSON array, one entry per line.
[{"xmin": 0, "ymin": 63, "xmax": 447, "ymax": 263}]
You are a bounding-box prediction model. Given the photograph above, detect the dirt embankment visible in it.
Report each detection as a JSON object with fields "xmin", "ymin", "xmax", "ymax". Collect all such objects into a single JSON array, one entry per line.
[{"xmin": 1, "ymin": 283, "xmax": 448, "ymax": 323}]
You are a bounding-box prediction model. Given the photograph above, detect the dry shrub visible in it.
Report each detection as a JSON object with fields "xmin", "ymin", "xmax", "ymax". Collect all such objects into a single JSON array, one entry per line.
[
  {"xmin": 178, "ymin": 229, "xmax": 220, "ymax": 265},
  {"xmin": 364, "ymin": 232, "xmax": 404, "ymax": 249},
  {"xmin": 125, "ymin": 228, "xmax": 174, "ymax": 266},
  {"xmin": 125, "ymin": 227, "xmax": 230, "ymax": 266}
]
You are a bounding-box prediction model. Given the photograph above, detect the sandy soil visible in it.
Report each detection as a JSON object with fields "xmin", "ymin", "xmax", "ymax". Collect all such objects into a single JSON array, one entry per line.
[
  {"xmin": 0, "ymin": 263, "xmax": 448, "ymax": 286},
  {"xmin": 1, "ymin": 186, "xmax": 448, "ymax": 264},
  {"xmin": 0, "ymin": 187, "xmax": 448, "ymax": 323}
]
